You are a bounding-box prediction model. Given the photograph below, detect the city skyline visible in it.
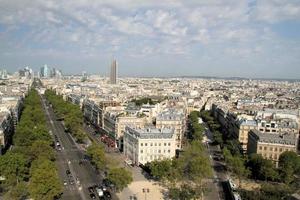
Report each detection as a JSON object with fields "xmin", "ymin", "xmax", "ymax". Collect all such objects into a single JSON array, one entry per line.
[{"xmin": 0, "ymin": 0, "xmax": 300, "ymax": 79}]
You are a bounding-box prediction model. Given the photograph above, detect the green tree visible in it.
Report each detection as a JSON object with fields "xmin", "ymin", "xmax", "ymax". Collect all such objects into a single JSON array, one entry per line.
[
  {"xmin": 176, "ymin": 141, "xmax": 212, "ymax": 198},
  {"xmin": 0, "ymin": 152, "xmax": 29, "ymax": 187},
  {"xmin": 169, "ymin": 184, "xmax": 196, "ymax": 200},
  {"xmin": 247, "ymin": 154, "xmax": 278, "ymax": 181},
  {"xmin": 29, "ymin": 159, "xmax": 63, "ymax": 200},
  {"xmin": 29, "ymin": 140, "xmax": 55, "ymax": 161},
  {"xmin": 213, "ymin": 131, "xmax": 223, "ymax": 145},
  {"xmin": 3, "ymin": 182, "xmax": 28, "ymax": 200},
  {"xmin": 279, "ymin": 151, "xmax": 300, "ymax": 175},
  {"xmin": 230, "ymin": 156, "xmax": 249, "ymax": 187},
  {"xmin": 107, "ymin": 167, "xmax": 133, "ymax": 192},
  {"xmin": 87, "ymin": 143, "xmax": 106, "ymax": 170},
  {"xmin": 149, "ymin": 159, "xmax": 173, "ymax": 180}
]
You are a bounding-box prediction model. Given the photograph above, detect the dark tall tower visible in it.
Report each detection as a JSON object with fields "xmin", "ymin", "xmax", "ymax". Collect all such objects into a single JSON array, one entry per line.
[{"xmin": 110, "ymin": 59, "xmax": 117, "ymax": 84}]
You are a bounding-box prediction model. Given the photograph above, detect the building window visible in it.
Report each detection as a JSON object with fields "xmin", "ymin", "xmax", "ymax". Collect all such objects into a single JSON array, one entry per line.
[
  {"xmin": 140, "ymin": 150, "xmax": 143, "ymax": 153},
  {"xmin": 150, "ymin": 143, "xmax": 153, "ymax": 146},
  {"xmin": 168, "ymin": 143, "xmax": 171, "ymax": 146},
  {"xmin": 155, "ymin": 143, "xmax": 157, "ymax": 146},
  {"xmin": 158, "ymin": 150, "xmax": 161, "ymax": 153},
  {"xmin": 269, "ymin": 147, "xmax": 273, "ymax": 151},
  {"xmin": 264, "ymin": 147, "xmax": 267, "ymax": 150},
  {"xmin": 145, "ymin": 143, "xmax": 147, "ymax": 146},
  {"xmin": 274, "ymin": 148, "xmax": 277, "ymax": 152},
  {"xmin": 279, "ymin": 148, "xmax": 282, "ymax": 152},
  {"xmin": 168, "ymin": 149, "xmax": 170, "ymax": 153},
  {"xmin": 259, "ymin": 146, "xmax": 262, "ymax": 150},
  {"xmin": 164, "ymin": 143, "xmax": 167, "ymax": 146},
  {"xmin": 159, "ymin": 143, "xmax": 161, "ymax": 146},
  {"xmin": 141, "ymin": 143, "xmax": 143, "ymax": 146}
]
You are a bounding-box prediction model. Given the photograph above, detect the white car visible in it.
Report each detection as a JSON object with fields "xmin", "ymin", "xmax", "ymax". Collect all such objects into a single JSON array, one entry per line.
[{"xmin": 96, "ymin": 187, "xmax": 104, "ymax": 197}]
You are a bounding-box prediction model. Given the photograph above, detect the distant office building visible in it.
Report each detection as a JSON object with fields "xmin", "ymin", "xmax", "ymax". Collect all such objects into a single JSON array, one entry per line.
[
  {"xmin": 110, "ymin": 59, "xmax": 117, "ymax": 84},
  {"xmin": 0, "ymin": 69, "xmax": 8, "ymax": 79},
  {"xmin": 19, "ymin": 66, "xmax": 33, "ymax": 79},
  {"xmin": 82, "ymin": 71, "xmax": 87, "ymax": 82},
  {"xmin": 40, "ymin": 65, "xmax": 49, "ymax": 78}
]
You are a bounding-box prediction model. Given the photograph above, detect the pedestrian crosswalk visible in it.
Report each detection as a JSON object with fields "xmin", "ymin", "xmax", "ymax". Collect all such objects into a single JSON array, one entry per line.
[{"xmin": 57, "ymin": 158, "xmax": 90, "ymax": 164}]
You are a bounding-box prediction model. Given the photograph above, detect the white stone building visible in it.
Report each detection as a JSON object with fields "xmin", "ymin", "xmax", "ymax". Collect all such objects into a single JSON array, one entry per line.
[{"xmin": 123, "ymin": 126, "xmax": 176, "ymax": 165}]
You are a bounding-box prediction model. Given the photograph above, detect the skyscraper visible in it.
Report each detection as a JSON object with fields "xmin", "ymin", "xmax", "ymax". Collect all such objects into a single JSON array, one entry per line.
[
  {"xmin": 40, "ymin": 64, "xmax": 49, "ymax": 78},
  {"xmin": 110, "ymin": 59, "xmax": 117, "ymax": 84}
]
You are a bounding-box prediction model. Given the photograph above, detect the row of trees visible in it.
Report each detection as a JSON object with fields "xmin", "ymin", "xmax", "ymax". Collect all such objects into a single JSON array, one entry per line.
[
  {"xmin": 87, "ymin": 142, "xmax": 133, "ymax": 191},
  {"xmin": 144, "ymin": 111, "xmax": 212, "ymax": 199},
  {"xmin": 189, "ymin": 111, "xmax": 204, "ymax": 141},
  {"xmin": 202, "ymin": 110, "xmax": 300, "ymax": 199},
  {"xmin": 147, "ymin": 141, "xmax": 213, "ymax": 200},
  {"xmin": 0, "ymin": 89, "xmax": 62, "ymax": 200},
  {"xmin": 45, "ymin": 90, "xmax": 86, "ymax": 143}
]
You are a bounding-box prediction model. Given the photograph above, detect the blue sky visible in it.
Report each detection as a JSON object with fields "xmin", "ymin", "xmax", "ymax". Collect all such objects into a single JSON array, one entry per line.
[{"xmin": 0, "ymin": 0, "xmax": 300, "ymax": 78}]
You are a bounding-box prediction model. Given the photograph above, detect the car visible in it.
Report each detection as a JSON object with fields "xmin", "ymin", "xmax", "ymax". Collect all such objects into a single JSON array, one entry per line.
[
  {"xmin": 95, "ymin": 187, "xmax": 104, "ymax": 197},
  {"xmin": 102, "ymin": 178, "xmax": 114, "ymax": 189},
  {"xmin": 63, "ymin": 180, "xmax": 67, "ymax": 186},
  {"xmin": 99, "ymin": 185, "xmax": 107, "ymax": 191},
  {"xmin": 69, "ymin": 179, "xmax": 75, "ymax": 185},
  {"xmin": 66, "ymin": 170, "xmax": 71, "ymax": 175},
  {"xmin": 104, "ymin": 191, "xmax": 112, "ymax": 199},
  {"xmin": 89, "ymin": 193, "xmax": 96, "ymax": 199},
  {"xmin": 88, "ymin": 186, "xmax": 94, "ymax": 193}
]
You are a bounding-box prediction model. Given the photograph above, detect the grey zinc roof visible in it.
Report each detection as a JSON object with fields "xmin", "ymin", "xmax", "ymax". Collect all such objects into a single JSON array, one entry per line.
[
  {"xmin": 126, "ymin": 126, "xmax": 174, "ymax": 139},
  {"xmin": 250, "ymin": 129, "xmax": 296, "ymax": 145},
  {"xmin": 156, "ymin": 109, "xmax": 184, "ymax": 121}
]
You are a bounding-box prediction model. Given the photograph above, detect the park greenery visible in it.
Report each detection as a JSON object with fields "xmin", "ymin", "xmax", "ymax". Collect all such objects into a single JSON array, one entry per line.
[
  {"xmin": 144, "ymin": 111, "xmax": 212, "ymax": 199},
  {"xmin": 201, "ymin": 110, "xmax": 300, "ymax": 199},
  {"xmin": 0, "ymin": 89, "xmax": 62, "ymax": 200},
  {"xmin": 130, "ymin": 97, "xmax": 165, "ymax": 106},
  {"xmin": 45, "ymin": 89, "xmax": 87, "ymax": 143}
]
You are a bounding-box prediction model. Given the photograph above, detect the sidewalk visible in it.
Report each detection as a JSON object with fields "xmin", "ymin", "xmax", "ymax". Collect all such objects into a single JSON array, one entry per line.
[{"xmin": 117, "ymin": 166, "xmax": 167, "ymax": 200}]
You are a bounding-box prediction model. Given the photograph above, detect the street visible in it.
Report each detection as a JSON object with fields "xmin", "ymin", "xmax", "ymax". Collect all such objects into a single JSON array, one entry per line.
[
  {"xmin": 40, "ymin": 94, "xmax": 103, "ymax": 200},
  {"xmin": 202, "ymin": 124, "xmax": 228, "ymax": 200}
]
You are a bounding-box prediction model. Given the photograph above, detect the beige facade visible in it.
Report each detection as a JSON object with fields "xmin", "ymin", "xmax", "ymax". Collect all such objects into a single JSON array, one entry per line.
[
  {"xmin": 115, "ymin": 116, "xmax": 147, "ymax": 138},
  {"xmin": 234, "ymin": 120, "xmax": 257, "ymax": 152},
  {"xmin": 123, "ymin": 127, "xmax": 176, "ymax": 165},
  {"xmin": 247, "ymin": 129, "xmax": 297, "ymax": 166},
  {"xmin": 156, "ymin": 111, "xmax": 185, "ymax": 149}
]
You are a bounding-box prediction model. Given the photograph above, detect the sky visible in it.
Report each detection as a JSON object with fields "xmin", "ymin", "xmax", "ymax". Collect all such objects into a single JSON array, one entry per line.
[{"xmin": 0, "ymin": 0, "xmax": 300, "ymax": 79}]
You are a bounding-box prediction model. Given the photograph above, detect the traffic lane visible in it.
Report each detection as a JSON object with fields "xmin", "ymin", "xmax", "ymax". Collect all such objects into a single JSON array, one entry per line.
[
  {"xmin": 82, "ymin": 124, "xmax": 121, "ymax": 200},
  {"xmin": 40, "ymin": 96, "xmax": 81, "ymax": 200},
  {"xmin": 43, "ymin": 98, "xmax": 86, "ymax": 200},
  {"xmin": 48, "ymin": 109, "xmax": 104, "ymax": 199}
]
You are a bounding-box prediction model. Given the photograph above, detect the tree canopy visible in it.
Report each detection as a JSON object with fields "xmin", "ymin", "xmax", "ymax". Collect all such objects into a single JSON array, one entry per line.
[
  {"xmin": 45, "ymin": 90, "xmax": 86, "ymax": 142},
  {"xmin": 107, "ymin": 167, "xmax": 133, "ymax": 192},
  {"xmin": 86, "ymin": 143, "xmax": 106, "ymax": 171}
]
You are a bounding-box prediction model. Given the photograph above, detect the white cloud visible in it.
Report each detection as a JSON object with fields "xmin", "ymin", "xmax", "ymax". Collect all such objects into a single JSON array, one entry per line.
[{"xmin": 253, "ymin": 0, "xmax": 300, "ymax": 23}]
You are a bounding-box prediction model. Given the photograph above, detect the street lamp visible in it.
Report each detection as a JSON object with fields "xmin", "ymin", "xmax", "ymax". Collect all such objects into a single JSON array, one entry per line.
[{"xmin": 142, "ymin": 188, "xmax": 150, "ymax": 200}]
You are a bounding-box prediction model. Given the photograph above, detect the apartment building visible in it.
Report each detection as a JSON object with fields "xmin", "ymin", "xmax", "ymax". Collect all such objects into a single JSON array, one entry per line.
[
  {"xmin": 123, "ymin": 126, "xmax": 176, "ymax": 165},
  {"xmin": 156, "ymin": 109, "xmax": 186, "ymax": 149},
  {"xmin": 247, "ymin": 129, "xmax": 297, "ymax": 166},
  {"xmin": 234, "ymin": 119, "xmax": 257, "ymax": 151},
  {"xmin": 0, "ymin": 112, "xmax": 14, "ymax": 154}
]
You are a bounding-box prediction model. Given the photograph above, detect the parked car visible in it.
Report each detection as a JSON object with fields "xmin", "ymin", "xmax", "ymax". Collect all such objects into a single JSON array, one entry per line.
[
  {"xmin": 89, "ymin": 193, "xmax": 96, "ymax": 199},
  {"xmin": 88, "ymin": 186, "xmax": 94, "ymax": 193},
  {"xmin": 95, "ymin": 187, "xmax": 104, "ymax": 197}
]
